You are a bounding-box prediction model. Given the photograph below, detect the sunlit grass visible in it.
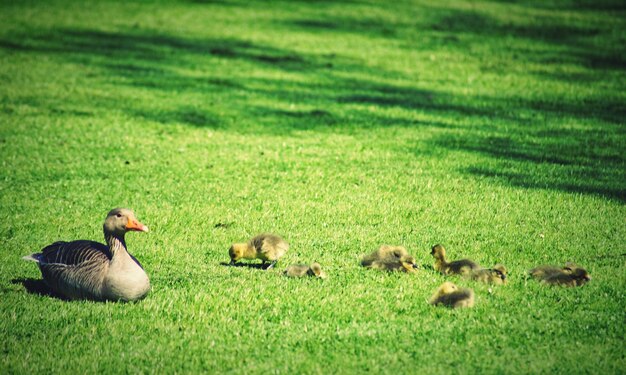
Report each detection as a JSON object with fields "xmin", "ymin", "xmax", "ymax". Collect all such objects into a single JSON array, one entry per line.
[{"xmin": 0, "ymin": 0, "xmax": 624, "ymax": 373}]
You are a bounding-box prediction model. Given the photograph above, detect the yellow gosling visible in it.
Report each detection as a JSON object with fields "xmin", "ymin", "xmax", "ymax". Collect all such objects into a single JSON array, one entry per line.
[
  {"xmin": 428, "ymin": 282, "xmax": 475, "ymax": 308},
  {"xmin": 229, "ymin": 233, "xmax": 288, "ymax": 269}
]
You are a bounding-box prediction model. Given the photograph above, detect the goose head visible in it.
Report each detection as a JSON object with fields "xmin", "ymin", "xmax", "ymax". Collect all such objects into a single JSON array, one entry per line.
[
  {"xmin": 104, "ymin": 208, "xmax": 149, "ymax": 237},
  {"xmin": 309, "ymin": 262, "xmax": 327, "ymax": 279},
  {"xmin": 570, "ymin": 267, "xmax": 591, "ymax": 285},
  {"xmin": 430, "ymin": 244, "xmax": 446, "ymax": 259},
  {"xmin": 400, "ymin": 255, "xmax": 419, "ymax": 271},
  {"xmin": 439, "ymin": 281, "xmax": 458, "ymax": 295},
  {"xmin": 493, "ymin": 264, "xmax": 507, "ymax": 282}
]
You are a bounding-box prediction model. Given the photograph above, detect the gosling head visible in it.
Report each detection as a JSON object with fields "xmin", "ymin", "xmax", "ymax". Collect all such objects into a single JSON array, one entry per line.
[
  {"xmin": 103, "ymin": 208, "xmax": 149, "ymax": 237},
  {"xmin": 400, "ymin": 255, "xmax": 419, "ymax": 272},
  {"xmin": 439, "ymin": 281, "xmax": 458, "ymax": 295},
  {"xmin": 228, "ymin": 243, "xmax": 248, "ymax": 264},
  {"xmin": 431, "ymin": 244, "xmax": 446, "ymax": 259},
  {"xmin": 570, "ymin": 267, "xmax": 591, "ymax": 285},
  {"xmin": 493, "ymin": 264, "xmax": 507, "ymax": 282},
  {"xmin": 308, "ymin": 262, "xmax": 327, "ymax": 279}
]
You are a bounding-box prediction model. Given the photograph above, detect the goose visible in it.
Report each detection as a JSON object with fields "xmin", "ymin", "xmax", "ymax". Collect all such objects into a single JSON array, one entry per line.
[
  {"xmin": 284, "ymin": 262, "xmax": 327, "ymax": 278},
  {"xmin": 542, "ymin": 266, "xmax": 591, "ymax": 287},
  {"xmin": 22, "ymin": 208, "xmax": 150, "ymax": 301},
  {"xmin": 469, "ymin": 264, "xmax": 508, "ymax": 284},
  {"xmin": 429, "ymin": 281, "xmax": 475, "ymax": 308},
  {"xmin": 361, "ymin": 245, "xmax": 419, "ymax": 273},
  {"xmin": 229, "ymin": 233, "xmax": 288, "ymax": 269},
  {"xmin": 528, "ymin": 262, "xmax": 577, "ymax": 280},
  {"xmin": 361, "ymin": 245, "xmax": 407, "ymax": 267},
  {"xmin": 430, "ymin": 244, "xmax": 479, "ymax": 275}
]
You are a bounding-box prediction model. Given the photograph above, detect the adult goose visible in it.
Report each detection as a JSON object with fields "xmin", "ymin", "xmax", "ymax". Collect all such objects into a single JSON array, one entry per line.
[{"xmin": 22, "ymin": 208, "xmax": 150, "ymax": 301}]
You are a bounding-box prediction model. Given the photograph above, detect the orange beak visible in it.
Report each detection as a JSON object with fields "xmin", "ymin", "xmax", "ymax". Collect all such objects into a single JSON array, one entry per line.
[{"xmin": 126, "ymin": 218, "xmax": 149, "ymax": 232}]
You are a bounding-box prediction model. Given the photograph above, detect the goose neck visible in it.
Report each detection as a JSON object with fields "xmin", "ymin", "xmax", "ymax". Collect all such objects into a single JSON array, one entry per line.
[{"xmin": 105, "ymin": 233, "xmax": 127, "ymax": 256}]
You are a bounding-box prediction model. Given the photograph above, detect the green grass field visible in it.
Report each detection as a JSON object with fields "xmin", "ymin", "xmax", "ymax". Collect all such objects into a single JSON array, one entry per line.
[{"xmin": 1, "ymin": 0, "xmax": 625, "ymax": 373}]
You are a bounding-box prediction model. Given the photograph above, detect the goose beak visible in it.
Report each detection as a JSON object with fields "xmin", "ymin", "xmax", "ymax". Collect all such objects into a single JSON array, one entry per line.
[{"xmin": 127, "ymin": 219, "xmax": 149, "ymax": 232}]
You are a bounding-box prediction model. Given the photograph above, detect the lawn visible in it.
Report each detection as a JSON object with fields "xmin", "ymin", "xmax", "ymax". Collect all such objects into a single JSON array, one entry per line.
[{"xmin": 0, "ymin": 0, "xmax": 625, "ymax": 373}]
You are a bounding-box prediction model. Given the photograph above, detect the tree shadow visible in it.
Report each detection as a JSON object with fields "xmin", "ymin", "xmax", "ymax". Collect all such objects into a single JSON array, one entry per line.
[
  {"xmin": 431, "ymin": 127, "xmax": 626, "ymax": 202},
  {"xmin": 0, "ymin": 2, "xmax": 623, "ymax": 202},
  {"xmin": 134, "ymin": 107, "xmax": 222, "ymax": 128},
  {"xmin": 466, "ymin": 166, "xmax": 626, "ymax": 202},
  {"xmin": 425, "ymin": 5, "xmax": 625, "ymax": 72}
]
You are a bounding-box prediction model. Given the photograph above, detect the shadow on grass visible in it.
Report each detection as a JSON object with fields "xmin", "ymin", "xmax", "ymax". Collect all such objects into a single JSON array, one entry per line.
[
  {"xmin": 219, "ymin": 262, "xmax": 274, "ymax": 270},
  {"xmin": 10, "ymin": 278, "xmax": 67, "ymax": 300},
  {"xmin": 0, "ymin": 1, "xmax": 623, "ymax": 201},
  {"xmin": 425, "ymin": 7, "xmax": 625, "ymax": 72}
]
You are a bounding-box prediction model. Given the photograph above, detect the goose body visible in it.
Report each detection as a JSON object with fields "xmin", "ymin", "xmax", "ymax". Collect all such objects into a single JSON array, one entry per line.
[
  {"xmin": 429, "ymin": 281, "xmax": 475, "ymax": 308},
  {"xmin": 361, "ymin": 245, "xmax": 419, "ymax": 273},
  {"xmin": 22, "ymin": 208, "xmax": 150, "ymax": 301},
  {"xmin": 229, "ymin": 233, "xmax": 288, "ymax": 269},
  {"xmin": 431, "ymin": 244, "xmax": 479, "ymax": 275},
  {"xmin": 528, "ymin": 262, "xmax": 577, "ymax": 280},
  {"xmin": 542, "ymin": 267, "xmax": 591, "ymax": 287},
  {"xmin": 284, "ymin": 262, "xmax": 327, "ymax": 278},
  {"xmin": 470, "ymin": 264, "xmax": 508, "ymax": 284}
]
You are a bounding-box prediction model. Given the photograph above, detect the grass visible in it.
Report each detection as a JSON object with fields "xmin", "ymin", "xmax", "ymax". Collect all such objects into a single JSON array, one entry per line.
[{"xmin": 0, "ymin": 0, "xmax": 625, "ymax": 373}]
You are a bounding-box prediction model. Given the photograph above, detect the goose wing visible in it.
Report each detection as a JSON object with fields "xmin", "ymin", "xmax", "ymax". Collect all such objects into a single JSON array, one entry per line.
[
  {"xmin": 36, "ymin": 240, "xmax": 111, "ymax": 300},
  {"xmin": 39, "ymin": 240, "xmax": 111, "ymax": 265}
]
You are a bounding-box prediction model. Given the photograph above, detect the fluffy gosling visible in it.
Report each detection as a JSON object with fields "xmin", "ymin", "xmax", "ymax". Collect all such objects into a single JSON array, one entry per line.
[
  {"xmin": 428, "ymin": 281, "xmax": 475, "ymax": 308},
  {"xmin": 542, "ymin": 266, "xmax": 591, "ymax": 287},
  {"xmin": 361, "ymin": 245, "xmax": 419, "ymax": 273},
  {"xmin": 430, "ymin": 244, "xmax": 480, "ymax": 275},
  {"xmin": 361, "ymin": 245, "xmax": 408, "ymax": 266},
  {"xmin": 284, "ymin": 263, "xmax": 327, "ymax": 279},
  {"xmin": 470, "ymin": 264, "xmax": 507, "ymax": 284},
  {"xmin": 229, "ymin": 233, "xmax": 288, "ymax": 269},
  {"xmin": 528, "ymin": 262, "xmax": 577, "ymax": 280}
]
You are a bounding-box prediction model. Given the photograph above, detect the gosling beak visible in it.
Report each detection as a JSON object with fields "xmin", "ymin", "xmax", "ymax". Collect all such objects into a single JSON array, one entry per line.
[
  {"xmin": 127, "ymin": 218, "xmax": 149, "ymax": 232},
  {"xmin": 502, "ymin": 274, "xmax": 507, "ymax": 280},
  {"xmin": 413, "ymin": 264, "xmax": 419, "ymax": 269}
]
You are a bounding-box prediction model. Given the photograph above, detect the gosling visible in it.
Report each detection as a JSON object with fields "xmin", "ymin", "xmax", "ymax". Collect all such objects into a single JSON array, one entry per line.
[
  {"xmin": 528, "ymin": 262, "xmax": 577, "ymax": 280},
  {"xmin": 229, "ymin": 233, "xmax": 288, "ymax": 269},
  {"xmin": 429, "ymin": 281, "xmax": 475, "ymax": 308},
  {"xmin": 542, "ymin": 267, "xmax": 591, "ymax": 287},
  {"xmin": 284, "ymin": 263, "xmax": 327, "ymax": 279},
  {"xmin": 470, "ymin": 264, "xmax": 507, "ymax": 284},
  {"xmin": 361, "ymin": 245, "xmax": 419, "ymax": 273},
  {"xmin": 430, "ymin": 244, "xmax": 480, "ymax": 275}
]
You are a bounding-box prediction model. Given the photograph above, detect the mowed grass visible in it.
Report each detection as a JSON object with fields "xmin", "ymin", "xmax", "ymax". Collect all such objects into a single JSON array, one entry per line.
[{"xmin": 0, "ymin": 0, "xmax": 625, "ymax": 373}]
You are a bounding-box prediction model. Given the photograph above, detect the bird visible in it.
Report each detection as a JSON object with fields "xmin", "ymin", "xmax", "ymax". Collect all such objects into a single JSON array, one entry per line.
[
  {"xmin": 361, "ymin": 245, "xmax": 419, "ymax": 273},
  {"xmin": 469, "ymin": 264, "xmax": 508, "ymax": 284},
  {"xmin": 430, "ymin": 244, "xmax": 480, "ymax": 275},
  {"xmin": 428, "ymin": 281, "xmax": 475, "ymax": 308},
  {"xmin": 22, "ymin": 208, "xmax": 150, "ymax": 301},
  {"xmin": 528, "ymin": 262, "xmax": 578, "ymax": 280},
  {"xmin": 542, "ymin": 266, "xmax": 591, "ymax": 287},
  {"xmin": 229, "ymin": 233, "xmax": 288, "ymax": 269},
  {"xmin": 284, "ymin": 262, "xmax": 327, "ymax": 278},
  {"xmin": 361, "ymin": 245, "xmax": 408, "ymax": 267}
]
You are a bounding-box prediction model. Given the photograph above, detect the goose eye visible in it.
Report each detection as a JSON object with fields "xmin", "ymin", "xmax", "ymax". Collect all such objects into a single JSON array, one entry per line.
[{"xmin": 116, "ymin": 213, "xmax": 122, "ymax": 218}]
